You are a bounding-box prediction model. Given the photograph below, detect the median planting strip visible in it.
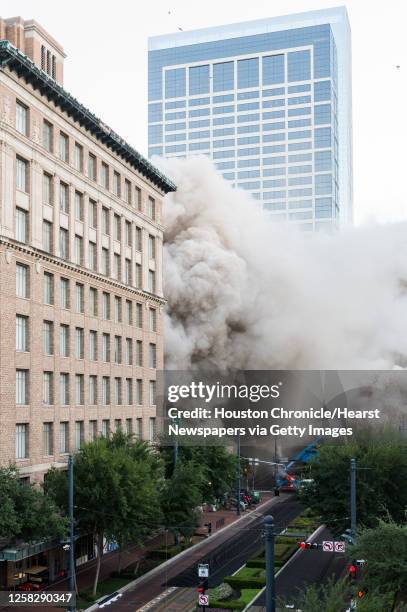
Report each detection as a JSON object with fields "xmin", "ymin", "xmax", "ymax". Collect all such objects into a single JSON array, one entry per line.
[{"xmin": 203, "ymin": 511, "xmax": 320, "ymax": 611}]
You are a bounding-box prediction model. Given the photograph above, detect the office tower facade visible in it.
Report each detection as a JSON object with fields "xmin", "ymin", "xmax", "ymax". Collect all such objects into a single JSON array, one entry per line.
[
  {"xmin": 0, "ymin": 17, "xmax": 175, "ymax": 484},
  {"xmin": 148, "ymin": 7, "xmax": 352, "ymax": 230}
]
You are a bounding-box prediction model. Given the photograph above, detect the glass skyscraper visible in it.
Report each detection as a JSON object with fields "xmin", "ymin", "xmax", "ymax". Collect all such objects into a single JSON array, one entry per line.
[{"xmin": 148, "ymin": 7, "xmax": 352, "ymax": 230}]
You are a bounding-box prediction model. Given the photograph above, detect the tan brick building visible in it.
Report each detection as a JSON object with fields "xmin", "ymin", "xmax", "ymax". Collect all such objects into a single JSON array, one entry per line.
[{"xmin": 0, "ymin": 17, "xmax": 175, "ymax": 483}]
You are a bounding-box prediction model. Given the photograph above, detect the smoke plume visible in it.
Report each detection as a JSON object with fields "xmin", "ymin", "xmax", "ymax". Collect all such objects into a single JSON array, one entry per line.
[{"xmin": 158, "ymin": 156, "xmax": 407, "ymax": 370}]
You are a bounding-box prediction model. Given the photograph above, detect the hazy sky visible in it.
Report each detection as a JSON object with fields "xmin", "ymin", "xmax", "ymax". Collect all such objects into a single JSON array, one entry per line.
[{"xmin": 1, "ymin": 0, "xmax": 406, "ymax": 224}]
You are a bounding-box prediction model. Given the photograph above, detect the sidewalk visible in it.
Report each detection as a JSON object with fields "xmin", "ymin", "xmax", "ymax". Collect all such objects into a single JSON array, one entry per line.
[{"xmin": 56, "ymin": 495, "xmax": 271, "ymax": 593}]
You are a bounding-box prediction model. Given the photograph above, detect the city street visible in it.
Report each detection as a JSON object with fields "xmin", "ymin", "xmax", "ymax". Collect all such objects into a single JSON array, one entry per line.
[
  {"xmin": 249, "ymin": 525, "xmax": 348, "ymax": 610},
  {"xmin": 107, "ymin": 494, "xmax": 301, "ymax": 611}
]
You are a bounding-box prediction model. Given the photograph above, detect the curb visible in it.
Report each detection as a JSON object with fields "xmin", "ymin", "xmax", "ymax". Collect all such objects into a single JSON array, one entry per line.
[
  {"xmin": 83, "ymin": 495, "xmax": 284, "ymax": 611},
  {"xmin": 242, "ymin": 523, "xmax": 326, "ymax": 612}
]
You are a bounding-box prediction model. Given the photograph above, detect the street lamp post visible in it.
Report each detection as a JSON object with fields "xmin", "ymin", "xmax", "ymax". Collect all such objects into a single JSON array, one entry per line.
[
  {"xmin": 264, "ymin": 515, "xmax": 275, "ymax": 612},
  {"xmin": 236, "ymin": 431, "xmax": 241, "ymax": 516},
  {"xmin": 350, "ymin": 457, "xmax": 357, "ymax": 542}
]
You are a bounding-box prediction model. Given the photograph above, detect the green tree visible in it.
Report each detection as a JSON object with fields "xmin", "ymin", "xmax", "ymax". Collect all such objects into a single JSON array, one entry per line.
[
  {"xmin": 0, "ymin": 466, "xmax": 66, "ymax": 545},
  {"xmin": 351, "ymin": 521, "xmax": 407, "ymax": 608},
  {"xmin": 160, "ymin": 459, "xmax": 204, "ymax": 546},
  {"xmin": 300, "ymin": 431, "xmax": 407, "ymax": 532},
  {"xmin": 159, "ymin": 440, "xmax": 237, "ymax": 503},
  {"xmin": 46, "ymin": 433, "xmax": 163, "ymax": 596}
]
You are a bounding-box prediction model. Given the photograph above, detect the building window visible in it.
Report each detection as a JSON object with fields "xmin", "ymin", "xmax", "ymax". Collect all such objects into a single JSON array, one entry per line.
[
  {"xmin": 149, "ymin": 381, "xmax": 156, "ymax": 406},
  {"xmin": 101, "ymin": 163, "xmax": 109, "ymax": 189},
  {"xmin": 147, "ymin": 196, "xmax": 156, "ymax": 220},
  {"xmin": 89, "ymin": 420, "xmax": 97, "ymax": 442},
  {"xmin": 75, "ymin": 191, "xmax": 84, "ymax": 220},
  {"xmin": 43, "ymin": 220, "xmax": 53, "ymax": 253},
  {"xmin": 136, "ymin": 186, "xmax": 141, "ymax": 212},
  {"xmin": 89, "ymin": 287, "xmax": 98, "ymax": 316},
  {"xmin": 89, "ymin": 375, "xmax": 97, "ymax": 405},
  {"xmin": 75, "ymin": 327, "xmax": 84, "ymax": 359},
  {"xmin": 136, "ymin": 379, "xmax": 143, "ymax": 405},
  {"xmin": 136, "ymin": 263, "xmax": 142, "ymax": 289},
  {"xmin": 16, "ymin": 424, "xmax": 28, "ymax": 459},
  {"xmin": 149, "ymin": 343, "xmax": 157, "ymax": 369},
  {"xmin": 113, "ymin": 214, "xmax": 121, "ymax": 241},
  {"xmin": 16, "ymin": 263, "xmax": 29, "ymax": 298},
  {"xmin": 16, "ymin": 157, "xmax": 28, "ymax": 192},
  {"xmin": 43, "ymin": 120, "xmax": 53, "ymax": 152},
  {"xmin": 114, "ymin": 296, "xmax": 122, "ymax": 322},
  {"xmin": 43, "ymin": 372, "xmax": 54, "ymax": 405},
  {"xmin": 59, "ymin": 227, "xmax": 69, "ymax": 260},
  {"xmin": 75, "ymin": 421, "xmax": 84, "ymax": 450},
  {"xmin": 102, "ymin": 378, "xmax": 110, "ymax": 405},
  {"xmin": 126, "ymin": 417, "xmax": 132, "ymax": 434},
  {"xmin": 60, "ymin": 422, "xmax": 69, "ymax": 453},
  {"xmin": 75, "ymin": 283, "xmax": 84, "ymax": 313},
  {"xmin": 124, "ymin": 180, "xmax": 131, "ymax": 204},
  {"xmin": 60, "ymin": 324, "xmax": 70, "ymax": 357},
  {"xmin": 126, "ymin": 338, "xmax": 133, "ymax": 366},
  {"xmin": 102, "ymin": 208, "xmax": 110, "ymax": 236},
  {"xmin": 89, "ymin": 330, "xmax": 97, "ymax": 361},
  {"xmin": 43, "ymin": 173, "xmax": 53, "ymax": 205},
  {"xmin": 125, "ymin": 300, "xmax": 132, "ymax": 324},
  {"xmin": 16, "ymin": 315, "xmax": 28, "ymax": 351},
  {"xmin": 41, "ymin": 45, "xmax": 46, "ymax": 70},
  {"xmin": 16, "ymin": 369, "xmax": 28, "ymax": 405},
  {"xmin": 88, "ymin": 241, "xmax": 97, "ymax": 272},
  {"xmin": 59, "ymin": 132, "xmax": 69, "ymax": 162},
  {"xmin": 74, "ymin": 143, "xmax": 83, "ymax": 171},
  {"xmin": 125, "ymin": 379, "xmax": 133, "ymax": 405},
  {"xmin": 124, "ymin": 222, "xmax": 132, "ymax": 247},
  {"xmin": 43, "ymin": 320, "xmax": 54, "ymax": 355},
  {"xmin": 102, "ymin": 292, "xmax": 110, "ymax": 320},
  {"xmin": 102, "ymin": 333, "xmax": 110, "ymax": 362},
  {"xmin": 60, "ymin": 181, "xmax": 69, "ymax": 213},
  {"xmin": 74, "ymin": 235, "xmax": 83, "ymax": 265},
  {"xmin": 136, "ymin": 303, "xmax": 143, "ymax": 328},
  {"xmin": 149, "ymin": 308, "xmax": 157, "ymax": 332},
  {"xmin": 60, "ymin": 277, "xmax": 70, "ymax": 309},
  {"xmin": 43, "ymin": 272, "xmax": 54, "ymax": 305},
  {"xmin": 16, "ymin": 208, "xmax": 28, "ymax": 243},
  {"xmin": 89, "ymin": 199, "xmax": 97, "ymax": 228},
  {"xmin": 148, "ymin": 270, "xmax": 156, "ymax": 293},
  {"xmin": 88, "ymin": 153, "xmax": 97, "ymax": 181},
  {"xmin": 149, "ymin": 417, "xmax": 156, "ymax": 441},
  {"xmin": 101, "ymin": 248, "xmax": 109, "ymax": 276},
  {"xmin": 113, "ymin": 172, "xmax": 121, "ymax": 197},
  {"xmin": 114, "ymin": 378, "xmax": 122, "ymax": 405},
  {"xmin": 75, "ymin": 374, "xmax": 84, "ymax": 405},
  {"xmin": 113, "ymin": 254, "xmax": 121, "ymax": 280},
  {"xmin": 136, "ymin": 340, "xmax": 143, "ymax": 366},
  {"xmin": 102, "ymin": 418, "xmax": 110, "ymax": 437},
  {"xmin": 135, "ymin": 227, "xmax": 142, "ymax": 252},
  {"xmin": 114, "ymin": 336, "xmax": 122, "ymax": 364},
  {"xmin": 16, "ymin": 101, "xmax": 28, "ymax": 136},
  {"xmin": 148, "ymin": 235, "xmax": 156, "ymax": 259},
  {"xmin": 43, "ymin": 422, "xmax": 53, "ymax": 456},
  {"xmin": 125, "ymin": 259, "xmax": 132, "ymax": 285},
  {"xmin": 60, "ymin": 373, "xmax": 69, "ymax": 405}
]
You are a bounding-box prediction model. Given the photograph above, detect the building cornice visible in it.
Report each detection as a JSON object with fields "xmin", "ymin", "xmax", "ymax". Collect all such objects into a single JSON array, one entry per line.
[
  {"xmin": 0, "ymin": 236, "xmax": 167, "ymax": 307},
  {"xmin": 0, "ymin": 40, "xmax": 176, "ymax": 194}
]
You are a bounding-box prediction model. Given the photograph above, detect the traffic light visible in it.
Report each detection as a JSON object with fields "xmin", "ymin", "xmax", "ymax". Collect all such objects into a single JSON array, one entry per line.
[
  {"xmin": 357, "ymin": 590, "xmax": 364, "ymax": 599},
  {"xmin": 348, "ymin": 564, "xmax": 357, "ymax": 579},
  {"xmin": 298, "ymin": 541, "xmax": 319, "ymax": 550},
  {"xmin": 198, "ymin": 578, "xmax": 209, "ymax": 593}
]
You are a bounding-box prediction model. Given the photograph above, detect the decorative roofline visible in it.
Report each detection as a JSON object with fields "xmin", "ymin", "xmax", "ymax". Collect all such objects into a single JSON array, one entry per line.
[{"xmin": 0, "ymin": 40, "xmax": 176, "ymax": 194}]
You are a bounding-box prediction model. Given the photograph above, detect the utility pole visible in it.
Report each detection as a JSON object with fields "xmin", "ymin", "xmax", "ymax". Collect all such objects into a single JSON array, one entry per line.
[
  {"xmin": 236, "ymin": 431, "xmax": 241, "ymax": 516},
  {"xmin": 264, "ymin": 515, "xmax": 275, "ymax": 612},
  {"xmin": 350, "ymin": 457, "xmax": 356, "ymax": 542},
  {"xmin": 68, "ymin": 455, "xmax": 76, "ymax": 611}
]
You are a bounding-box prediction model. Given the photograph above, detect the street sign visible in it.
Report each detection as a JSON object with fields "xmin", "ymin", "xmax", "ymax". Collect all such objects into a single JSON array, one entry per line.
[
  {"xmin": 198, "ymin": 593, "xmax": 209, "ymax": 606},
  {"xmin": 334, "ymin": 541, "xmax": 346, "ymax": 552},
  {"xmin": 198, "ymin": 563, "xmax": 209, "ymax": 578},
  {"xmin": 322, "ymin": 540, "xmax": 334, "ymax": 552}
]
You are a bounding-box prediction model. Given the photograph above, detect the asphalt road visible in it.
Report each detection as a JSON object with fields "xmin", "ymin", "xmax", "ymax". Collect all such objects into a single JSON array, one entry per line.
[
  {"xmin": 249, "ymin": 525, "xmax": 348, "ymax": 610},
  {"xmin": 110, "ymin": 494, "xmax": 302, "ymax": 611}
]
